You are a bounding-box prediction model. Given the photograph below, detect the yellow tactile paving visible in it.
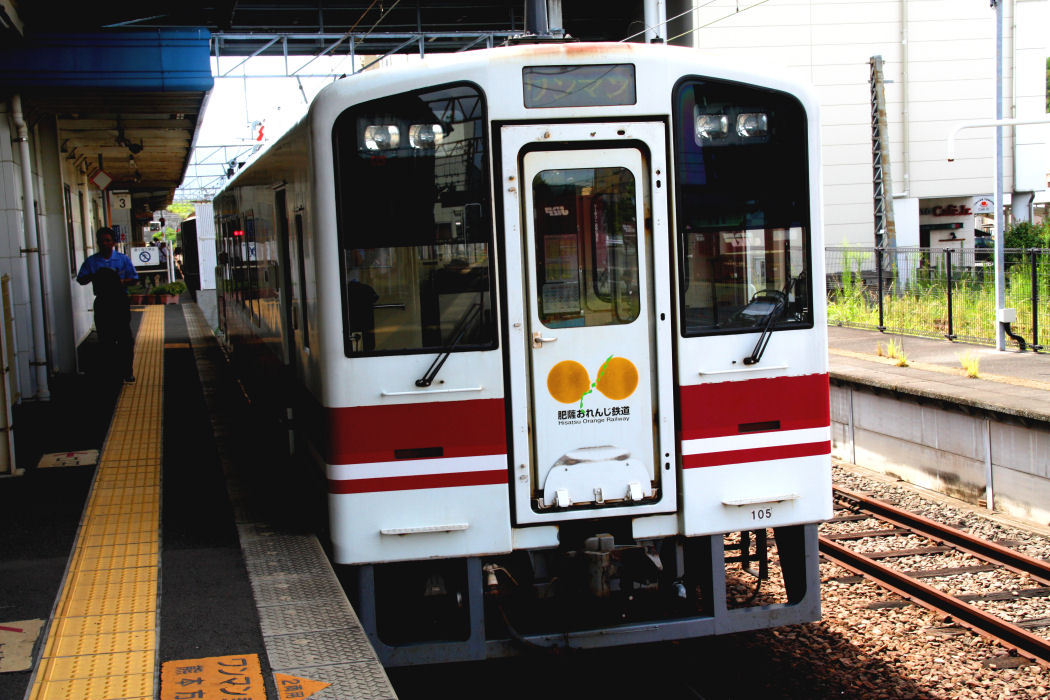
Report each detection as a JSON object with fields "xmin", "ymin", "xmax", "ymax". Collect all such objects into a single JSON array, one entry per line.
[
  {"xmin": 47, "ymin": 629, "xmax": 155, "ymax": 658},
  {"xmin": 45, "ymin": 612, "xmax": 155, "ymax": 639},
  {"xmin": 29, "ymin": 306, "xmax": 165, "ymax": 700},
  {"xmin": 28, "ymin": 673, "xmax": 154, "ymax": 700},
  {"xmin": 73, "ymin": 544, "xmax": 159, "ymax": 572}
]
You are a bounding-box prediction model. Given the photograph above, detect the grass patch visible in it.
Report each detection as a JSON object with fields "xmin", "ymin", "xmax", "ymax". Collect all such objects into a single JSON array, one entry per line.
[
  {"xmin": 827, "ymin": 250, "xmax": 1050, "ymax": 346},
  {"xmin": 959, "ymin": 351, "xmax": 980, "ymax": 378}
]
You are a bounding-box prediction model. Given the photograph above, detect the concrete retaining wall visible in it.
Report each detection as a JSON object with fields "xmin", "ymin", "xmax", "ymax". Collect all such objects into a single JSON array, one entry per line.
[{"xmin": 831, "ymin": 382, "xmax": 1050, "ymax": 528}]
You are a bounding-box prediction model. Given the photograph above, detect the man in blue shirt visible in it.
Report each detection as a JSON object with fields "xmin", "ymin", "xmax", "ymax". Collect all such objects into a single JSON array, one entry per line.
[{"xmin": 77, "ymin": 227, "xmax": 139, "ymax": 383}]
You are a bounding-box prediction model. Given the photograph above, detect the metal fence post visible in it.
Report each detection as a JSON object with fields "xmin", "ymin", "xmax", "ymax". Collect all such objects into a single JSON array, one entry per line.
[
  {"xmin": 945, "ymin": 248, "xmax": 956, "ymax": 340},
  {"xmin": 1032, "ymin": 248, "xmax": 1041, "ymax": 351},
  {"xmin": 876, "ymin": 247, "xmax": 885, "ymax": 331}
]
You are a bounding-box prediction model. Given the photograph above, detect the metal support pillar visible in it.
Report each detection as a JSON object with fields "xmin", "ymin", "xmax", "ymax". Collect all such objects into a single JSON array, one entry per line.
[
  {"xmin": 10, "ymin": 95, "xmax": 50, "ymax": 400},
  {"xmin": 869, "ymin": 56, "xmax": 896, "ymax": 249},
  {"xmin": 993, "ymin": 0, "xmax": 1005, "ymax": 351}
]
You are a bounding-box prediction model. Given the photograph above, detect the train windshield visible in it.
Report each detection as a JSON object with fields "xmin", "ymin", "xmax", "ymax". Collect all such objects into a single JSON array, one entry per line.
[
  {"xmin": 332, "ymin": 84, "xmax": 496, "ymax": 356},
  {"xmin": 673, "ymin": 79, "xmax": 813, "ymax": 336}
]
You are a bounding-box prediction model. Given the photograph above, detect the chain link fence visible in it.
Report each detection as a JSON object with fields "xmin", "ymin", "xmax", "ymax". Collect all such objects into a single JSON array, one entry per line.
[{"xmin": 826, "ymin": 246, "xmax": 1050, "ymax": 349}]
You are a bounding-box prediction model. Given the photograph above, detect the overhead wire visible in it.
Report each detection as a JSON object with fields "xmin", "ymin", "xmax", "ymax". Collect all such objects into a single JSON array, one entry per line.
[
  {"xmin": 619, "ymin": 1, "xmax": 720, "ymax": 43},
  {"xmin": 667, "ymin": 0, "xmax": 778, "ymax": 44},
  {"xmin": 330, "ymin": 0, "xmax": 405, "ymax": 76}
]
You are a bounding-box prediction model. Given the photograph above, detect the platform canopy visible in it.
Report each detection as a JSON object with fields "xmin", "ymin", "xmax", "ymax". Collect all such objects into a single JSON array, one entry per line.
[
  {"xmin": 4, "ymin": 1, "xmax": 646, "ymax": 56},
  {"xmin": 0, "ymin": 0, "xmax": 649, "ymax": 206},
  {"xmin": 0, "ymin": 28, "xmax": 213, "ymax": 209}
]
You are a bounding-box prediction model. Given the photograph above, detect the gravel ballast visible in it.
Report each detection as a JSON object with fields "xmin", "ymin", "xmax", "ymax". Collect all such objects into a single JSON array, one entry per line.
[{"xmin": 718, "ymin": 461, "xmax": 1050, "ymax": 698}]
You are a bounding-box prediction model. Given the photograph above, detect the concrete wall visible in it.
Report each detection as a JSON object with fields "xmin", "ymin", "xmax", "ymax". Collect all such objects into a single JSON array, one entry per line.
[
  {"xmin": 35, "ymin": 114, "xmax": 77, "ymax": 374},
  {"xmin": 2, "ymin": 101, "xmax": 112, "ymax": 397},
  {"xmin": 832, "ymin": 383, "xmax": 1050, "ymax": 527}
]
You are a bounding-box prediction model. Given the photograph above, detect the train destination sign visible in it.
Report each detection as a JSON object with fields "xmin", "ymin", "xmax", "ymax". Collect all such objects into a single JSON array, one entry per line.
[{"xmin": 523, "ymin": 64, "xmax": 636, "ymax": 108}]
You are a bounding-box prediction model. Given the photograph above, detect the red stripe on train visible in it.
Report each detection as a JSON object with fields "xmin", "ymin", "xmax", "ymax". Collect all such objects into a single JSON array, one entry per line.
[
  {"xmin": 683, "ymin": 440, "xmax": 831, "ymax": 469},
  {"xmin": 324, "ymin": 398, "xmax": 508, "ymax": 465},
  {"xmin": 679, "ymin": 374, "xmax": 830, "ymax": 441},
  {"xmin": 329, "ymin": 468, "xmax": 508, "ymax": 494}
]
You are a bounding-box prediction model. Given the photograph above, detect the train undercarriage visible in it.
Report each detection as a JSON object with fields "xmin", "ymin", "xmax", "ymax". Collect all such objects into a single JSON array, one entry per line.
[{"xmin": 349, "ymin": 522, "xmax": 821, "ymax": 666}]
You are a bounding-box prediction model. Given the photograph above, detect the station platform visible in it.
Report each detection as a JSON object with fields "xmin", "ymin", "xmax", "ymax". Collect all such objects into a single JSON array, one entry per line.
[
  {"xmin": 0, "ymin": 302, "xmax": 396, "ymax": 700},
  {"xmin": 827, "ymin": 325, "xmax": 1050, "ymax": 425}
]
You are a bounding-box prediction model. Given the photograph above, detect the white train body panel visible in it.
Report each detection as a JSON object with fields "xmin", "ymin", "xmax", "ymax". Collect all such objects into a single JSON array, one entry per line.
[{"xmin": 215, "ymin": 41, "xmax": 831, "ymax": 662}]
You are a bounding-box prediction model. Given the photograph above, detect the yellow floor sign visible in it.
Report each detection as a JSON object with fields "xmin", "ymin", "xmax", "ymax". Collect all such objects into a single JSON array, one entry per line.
[
  {"xmin": 274, "ymin": 672, "xmax": 331, "ymax": 699},
  {"xmin": 160, "ymin": 655, "xmax": 331, "ymax": 700},
  {"xmin": 160, "ymin": 654, "xmax": 265, "ymax": 699}
]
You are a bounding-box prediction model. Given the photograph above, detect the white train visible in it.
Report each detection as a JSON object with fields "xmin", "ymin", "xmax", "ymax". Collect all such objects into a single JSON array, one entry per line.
[{"xmin": 213, "ymin": 41, "xmax": 831, "ymax": 666}]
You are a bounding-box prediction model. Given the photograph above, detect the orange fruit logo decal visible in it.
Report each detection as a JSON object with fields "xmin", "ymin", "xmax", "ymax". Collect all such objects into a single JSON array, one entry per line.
[
  {"xmin": 595, "ymin": 356, "xmax": 638, "ymax": 400},
  {"xmin": 546, "ymin": 360, "xmax": 591, "ymax": 404},
  {"xmin": 547, "ymin": 356, "xmax": 638, "ymax": 407}
]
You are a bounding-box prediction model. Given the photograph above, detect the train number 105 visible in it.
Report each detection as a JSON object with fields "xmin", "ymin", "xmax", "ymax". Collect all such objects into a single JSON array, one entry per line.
[{"xmin": 751, "ymin": 507, "xmax": 773, "ymax": 520}]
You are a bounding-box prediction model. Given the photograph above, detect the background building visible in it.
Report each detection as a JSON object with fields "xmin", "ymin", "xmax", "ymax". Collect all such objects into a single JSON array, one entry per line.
[{"xmin": 677, "ymin": 0, "xmax": 1049, "ymax": 249}]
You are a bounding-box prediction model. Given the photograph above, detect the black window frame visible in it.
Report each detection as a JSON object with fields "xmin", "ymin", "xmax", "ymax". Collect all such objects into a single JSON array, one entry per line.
[
  {"xmin": 331, "ymin": 81, "xmax": 498, "ymax": 359},
  {"xmin": 671, "ymin": 76, "xmax": 815, "ymax": 338}
]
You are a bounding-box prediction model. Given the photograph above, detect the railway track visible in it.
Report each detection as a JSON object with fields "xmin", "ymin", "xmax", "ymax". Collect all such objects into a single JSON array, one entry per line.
[{"xmin": 819, "ymin": 487, "xmax": 1050, "ymax": 666}]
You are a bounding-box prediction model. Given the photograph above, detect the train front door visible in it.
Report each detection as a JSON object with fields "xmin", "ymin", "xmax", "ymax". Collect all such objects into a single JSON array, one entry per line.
[{"xmin": 500, "ymin": 123, "xmax": 676, "ymax": 525}]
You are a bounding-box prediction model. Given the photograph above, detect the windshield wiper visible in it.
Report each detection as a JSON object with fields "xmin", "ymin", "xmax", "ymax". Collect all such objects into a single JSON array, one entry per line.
[
  {"xmin": 416, "ymin": 302, "xmax": 483, "ymax": 387},
  {"xmin": 742, "ymin": 293, "xmax": 787, "ymax": 365},
  {"xmin": 742, "ymin": 272, "xmax": 803, "ymax": 366}
]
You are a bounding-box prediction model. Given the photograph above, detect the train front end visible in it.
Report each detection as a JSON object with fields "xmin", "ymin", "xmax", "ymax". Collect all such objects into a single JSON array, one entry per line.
[{"xmin": 307, "ymin": 43, "xmax": 830, "ymax": 664}]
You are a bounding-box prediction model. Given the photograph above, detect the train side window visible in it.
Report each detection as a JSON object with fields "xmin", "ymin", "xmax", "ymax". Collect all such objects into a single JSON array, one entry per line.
[
  {"xmin": 332, "ymin": 83, "xmax": 496, "ymax": 357},
  {"xmin": 672, "ymin": 79, "xmax": 813, "ymax": 336}
]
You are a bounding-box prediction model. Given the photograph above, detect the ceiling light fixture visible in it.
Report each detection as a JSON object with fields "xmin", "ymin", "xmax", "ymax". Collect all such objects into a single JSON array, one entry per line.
[{"xmin": 116, "ymin": 120, "xmax": 145, "ymax": 155}]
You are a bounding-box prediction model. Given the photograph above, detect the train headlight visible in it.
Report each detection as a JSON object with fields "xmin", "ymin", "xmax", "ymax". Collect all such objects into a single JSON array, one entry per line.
[
  {"xmin": 695, "ymin": 113, "xmax": 728, "ymax": 141},
  {"xmin": 409, "ymin": 123, "xmax": 444, "ymax": 149},
  {"xmin": 736, "ymin": 113, "xmax": 769, "ymax": 138},
  {"xmin": 363, "ymin": 125, "xmax": 400, "ymax": 151}
]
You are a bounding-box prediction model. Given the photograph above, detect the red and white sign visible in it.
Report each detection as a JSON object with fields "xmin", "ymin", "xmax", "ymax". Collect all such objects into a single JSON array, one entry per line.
[
  {"xmin": 973, "ymin": 197, "xmax": 994, "ymax": 214},
  {"xmin": 89, "ymin": 169, "xmax": 112, "ymax": 190}
]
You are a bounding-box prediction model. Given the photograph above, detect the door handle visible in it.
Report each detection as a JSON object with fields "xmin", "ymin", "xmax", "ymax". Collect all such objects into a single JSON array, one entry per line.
[{"xmin": 532, "ymin": 332, "xmax": 557, "ymax": 348}]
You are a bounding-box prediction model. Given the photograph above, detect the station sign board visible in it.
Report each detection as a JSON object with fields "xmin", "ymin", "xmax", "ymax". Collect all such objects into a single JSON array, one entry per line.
[{"xmin": 131, "ymin": 246, "xmax": 161, "ymax": 268}]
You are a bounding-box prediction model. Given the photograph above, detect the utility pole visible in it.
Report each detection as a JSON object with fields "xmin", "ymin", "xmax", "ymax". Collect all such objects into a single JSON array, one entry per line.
[{"xmin": 992, "ymin": 0, "xmax": 1005, "ymax": 351}]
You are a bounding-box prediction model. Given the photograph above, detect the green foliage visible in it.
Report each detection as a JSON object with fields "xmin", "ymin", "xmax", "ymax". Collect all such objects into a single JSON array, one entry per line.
[
  {"xmin": 154, "ymin": 281, "xmax": 187, "ymax": 296},
  {"xmin": 960, "ymin": 351, "xmax": 980, "ymax": 378},
  {"xmin": 828, "ymin": 251, "xmax": 1050, "ymax": 347},
  {"xmin": 168, "ymin": 202, "xmax": 195, "ymax": 219},
  {"xmin": 1004, "ymin": 221, "xmax": 1050, "ymax": 249}
]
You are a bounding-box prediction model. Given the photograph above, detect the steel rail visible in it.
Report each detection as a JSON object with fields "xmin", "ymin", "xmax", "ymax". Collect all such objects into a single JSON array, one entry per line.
[
  {"xmin": 819, "ymin": 536, "xmax": 1050, "ymax": 666},
  {"xmin": 823, "ymin": 491, "xmax": 1050, "ymax": 667},
  {"xmin": 833, "ymin": 487, "xmax": 1050, "ymax": 586},
  {"xmin": 818, "ymin": 537, "xmax": 1050, "ymax": 667}
]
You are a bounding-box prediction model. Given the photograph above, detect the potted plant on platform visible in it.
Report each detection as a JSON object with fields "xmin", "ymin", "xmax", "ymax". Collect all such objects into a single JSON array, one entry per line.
[
  {"xmin": 127, "ymin": 285, "xmax": 148, "ymax": 305},
  {"xmin": 153, "ymin": 281, "xmax": 187, "ymax": 305}
]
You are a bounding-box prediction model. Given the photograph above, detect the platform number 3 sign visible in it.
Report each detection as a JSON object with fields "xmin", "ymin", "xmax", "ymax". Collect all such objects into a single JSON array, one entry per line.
[{"xmin": 111, "ymin": 192, "xmax": 130, "ymax": 210}]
